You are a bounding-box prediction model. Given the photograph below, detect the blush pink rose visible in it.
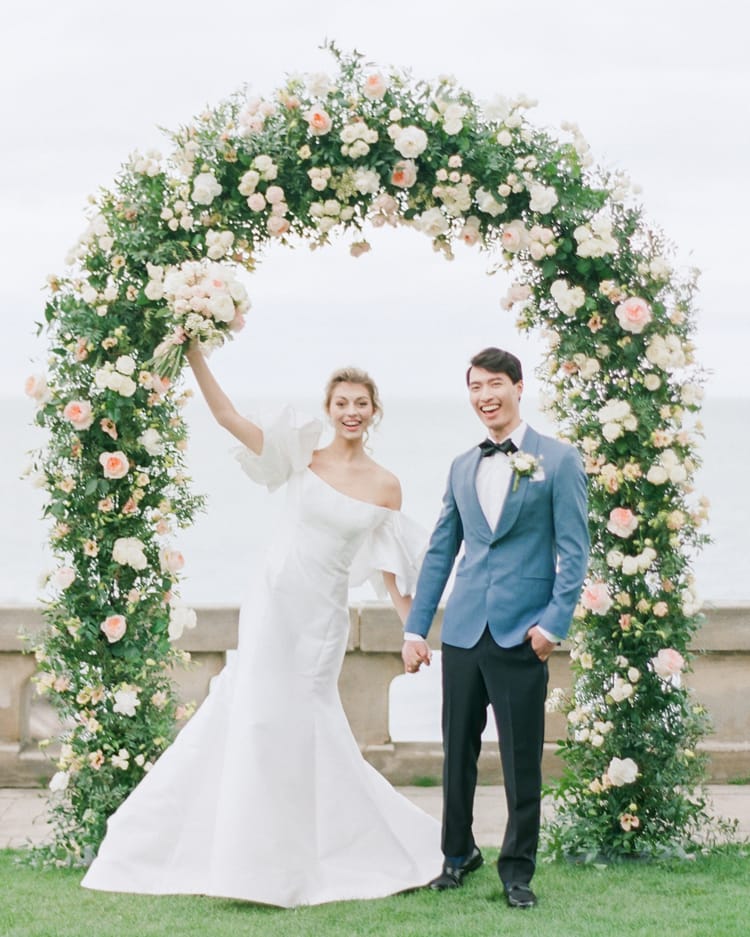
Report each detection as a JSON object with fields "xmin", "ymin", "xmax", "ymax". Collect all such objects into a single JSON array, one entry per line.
[
  {"xmin": 160, "ymin": 548, "xmax": 185, "ymax": 574},
  {"xmin": 100, "ymin": 614, "xmax": 127, "ymax": 643},
  {"xmin": 615, "ymin": 296, "xmax": 653, "ymax": 334},
  {"xmin": 54, "ymin": 566, "xmax": 76, "ymax": 589},
  {"xmin": 651, "ymin": 648, "xmax": 685, "ymax": 679},
  {"xmin": 63, "ymin": 399, "xmax": 94, "ymax": 430},
  {"xmin": 267, "ymin": 216, "xmax": 290, "ymax": 237},
  {"xmin": 581, "ymin": 582, "xmax": 613, "ymax": 615},
  {"xmin": 363, "ymin": 72, "xmax": 387, "ymax": 99},
  {"xmin": 307, "ymin": 108, "xmax": 332, "ymax": 136},
  {"xmin": 607, "ymin": 507, "xmax": 639, "ymax": 538},
  {"xmin": 391, "ymin": 159, "xmax": 417, "ymax": 188},
  {"xmin": 246, "ymin": 192, "xmax": 266, "ymax": 212},
  {"xmin": 99, "ymin": 450, "xmax": 129, "ymax": 479}
]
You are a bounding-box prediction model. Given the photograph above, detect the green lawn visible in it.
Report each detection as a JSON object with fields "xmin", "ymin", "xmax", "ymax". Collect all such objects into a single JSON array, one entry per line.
[{"xmin": 3, "ymin": 848, "xmax": 749, "ymax": 937}]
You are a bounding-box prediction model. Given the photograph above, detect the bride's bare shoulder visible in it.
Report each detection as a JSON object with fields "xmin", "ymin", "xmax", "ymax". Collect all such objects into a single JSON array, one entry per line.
[{"xmin": 369, "ymin": 462, "xmax": 402, "ymax": 511}]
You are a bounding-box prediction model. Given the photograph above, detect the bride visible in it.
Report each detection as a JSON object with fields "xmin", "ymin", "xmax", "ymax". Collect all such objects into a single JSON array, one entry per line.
[{"xmin": 81, "ymin": 346, "xmax": 441, "ymax": 907}]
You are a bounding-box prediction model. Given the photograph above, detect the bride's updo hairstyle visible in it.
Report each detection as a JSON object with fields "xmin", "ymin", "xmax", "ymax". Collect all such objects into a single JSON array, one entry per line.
[{"xmin": 324, "ymin": 367, "xmax": 383, "ymax": 427}]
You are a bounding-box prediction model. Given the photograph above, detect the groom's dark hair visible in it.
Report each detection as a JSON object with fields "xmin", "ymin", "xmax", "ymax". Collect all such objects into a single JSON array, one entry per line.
[{"xmin": 466, "ymin": 347, "xmax": 523, "ymax": 385}]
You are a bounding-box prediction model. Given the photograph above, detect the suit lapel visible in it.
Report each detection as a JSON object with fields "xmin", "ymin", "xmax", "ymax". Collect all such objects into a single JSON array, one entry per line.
[
  {"xmin": 464, "ymin": 448, "xmax": 493, "ymax": 538},
  {"xmin": 491, "ymin": 427, "xmax": 541, "ymax": 543}
]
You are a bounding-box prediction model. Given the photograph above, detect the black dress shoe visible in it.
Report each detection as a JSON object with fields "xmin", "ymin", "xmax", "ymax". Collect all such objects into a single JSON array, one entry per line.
[
  {"xmin": 504, "ymin": 882, "xmax": 537, "ymax": 908},
  {"xmin": 428, "ymin": 846, "xmax": 483, "ymax": 890}
]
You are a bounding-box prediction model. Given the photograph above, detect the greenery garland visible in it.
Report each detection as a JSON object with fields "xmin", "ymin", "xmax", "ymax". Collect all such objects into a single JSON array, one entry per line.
[{"xmin": 25, "ymin": 45, "xmax": 718, "ymax": 864}]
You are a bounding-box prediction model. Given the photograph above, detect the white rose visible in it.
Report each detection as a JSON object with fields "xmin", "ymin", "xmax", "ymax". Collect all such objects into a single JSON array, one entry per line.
[
  {"xmin": 113, "ymin": 687, "xmax": 140, "ymax": 717},
  {"xmin": 415, "ymin": 207, "xmax": 449, "ymax": 237},
  {"xmin": 605, "ymin": 756, "xmax": 638, "ymax": 786},
  {"xmin": 192, "ymin": 172, "xmax": 222, "ymax": 205},
  {"xmin": 111, "ymin": 373, "xmax": 137, "ymax": 398},
  {"xmin": 138, "ymin": 428, "xmax": 164, "ymax": 456},
  {"xmin": 49, "ymin": 770, "xmax": 70, "ymax": 793},
  {"xmin": 528, "ymin": 182, "xmax": 558, "ymax": 214},
  {"xmin": 394, "ymin": 125, "xmax": 428, "ymax": 158},
  {"xmin": 475, "ymin": 187, "xmax": 505, "ymax": 217},
  {"xmin": 621, "ymin": 555, "xmax": 640, "ymax": 576},
  {"xmin": 602, "ymin": 422, "xmax": 623, "ymax": 442},
  {"xmin": 112, "ymin": 537, "xmax": 148, "ymax": 571},
  {"xmin": 115, "ymin": 355, "xmax": 136, "ymax": 375},
  {"xmin": 647, "ymin": 464, "xmax": 668, "ymax": 485},
  {"xmin": 168, "ymin": 602, "xmax": 198, "ymax": 642},
  {"xmin": 353, "ymin": 168, "xmax": 381, "ymax": 194}
]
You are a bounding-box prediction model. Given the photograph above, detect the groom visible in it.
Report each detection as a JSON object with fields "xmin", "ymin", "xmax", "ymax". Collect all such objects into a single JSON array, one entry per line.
[{"xmin": 403, "ymin": 347, "xmax": 589, "ymax": 908}]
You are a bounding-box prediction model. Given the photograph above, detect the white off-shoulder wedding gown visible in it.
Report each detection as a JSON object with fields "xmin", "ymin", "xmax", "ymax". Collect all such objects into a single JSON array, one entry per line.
[{"xmin": 81, "ymin": 409, "xmax": 441, "ymax": 906}]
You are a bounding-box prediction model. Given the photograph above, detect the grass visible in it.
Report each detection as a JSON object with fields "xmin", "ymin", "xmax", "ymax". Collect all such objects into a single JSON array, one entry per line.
[{"xmin": 3, "ymin": 848, "xmax": 750, "ymax": 937}]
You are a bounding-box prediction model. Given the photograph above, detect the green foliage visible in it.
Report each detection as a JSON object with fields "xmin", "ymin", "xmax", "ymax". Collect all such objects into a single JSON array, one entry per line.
[{"xmin": 25, "ymin": 47, "xmax": 714, "ymax": 865}]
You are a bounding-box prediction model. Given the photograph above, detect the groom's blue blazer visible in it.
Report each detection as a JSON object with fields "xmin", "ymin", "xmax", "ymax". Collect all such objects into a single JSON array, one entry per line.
[{"xmin": 407, "ymin": 426, "xmax": 590, "ymax": 648}]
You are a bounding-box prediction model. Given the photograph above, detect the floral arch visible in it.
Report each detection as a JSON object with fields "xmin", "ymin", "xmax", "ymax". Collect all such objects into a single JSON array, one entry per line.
[{"xmin": 27, "ymin": 46, "xmax": 717, "ymax": 862}]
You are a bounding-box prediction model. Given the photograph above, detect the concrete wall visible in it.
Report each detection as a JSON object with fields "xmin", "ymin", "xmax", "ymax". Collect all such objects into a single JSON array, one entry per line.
[{"xmin": 1, "ymin": 603, "xmax": 748, "ymax": 787}]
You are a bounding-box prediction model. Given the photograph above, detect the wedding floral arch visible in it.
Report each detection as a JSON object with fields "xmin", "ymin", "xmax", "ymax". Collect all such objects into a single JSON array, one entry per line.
[{"xmin": 27, "ymin": 45, "xmax": 718, "ymax": 863}]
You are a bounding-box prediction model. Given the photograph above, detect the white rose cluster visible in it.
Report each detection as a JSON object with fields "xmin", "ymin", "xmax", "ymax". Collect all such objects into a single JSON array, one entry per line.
[
  {"xmin": 414, "ymin": 206, "xmax": 450, "ymax": 238},
  {"xmin": 574, "ymin": 213, "xmax": 618, "ymax": 258},
  {"xmin": 646, "ymin": 449, "xmax": 688, "ymax": 486},
  {"xmin": 475, "ymin": 187, "xmax": 506, "ymax": 218},
  {"xmin": 206, "ymin": 230, "xmax": 234, "ymax": 260},
  {"xmin": 597, "ymin": 398, "xmax": 637, "ymax": 442},
  {"xmin": 191, "ymin": 171, "xmax": 222, "ymax": 206},
  {"xmin": 606, "ymin": 546, "xmax": 657, "ymax": 575},
  {"xmin": 94, "ymin": 357, "xmax": 138, "ymax": 398},
  {"xmin": 168, "ymin": 600, "xmax": 198, "ymax": 642},
  {"xmin": 112, "ymin": 536, "xmax": 148, "ymax": 571},
  {"xmin": 550, "ymin": 279, "xmax": 586, "ymax": 315},
  {"xmin": 646, "ymin": 333, "xmax": 687, "ymax": 370},
  {"xmin": 340, "ymin": 121, "xmax": 378, "ymax": 158},
  {"xmin": 130, "ymin": 149, "xmax": 162, "ymax": 177},
  {"xmin": 528, "ymin": 182, "xmax": 558, "ymax": 214}
]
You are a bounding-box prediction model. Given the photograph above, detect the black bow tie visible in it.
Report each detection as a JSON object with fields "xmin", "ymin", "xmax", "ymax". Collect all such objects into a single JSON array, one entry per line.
[{"xmin": 479, "ymin": 438, "xmax": 518, "ymax": 457}]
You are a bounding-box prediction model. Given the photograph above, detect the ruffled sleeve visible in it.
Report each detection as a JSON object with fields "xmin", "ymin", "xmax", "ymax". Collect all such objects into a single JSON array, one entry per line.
[
  {"xmin": 233, "ymin": 406, "xmax": 323, "ymax": 492},
  {"xmin": 349, "ymin": 511, "xmax": 428, "ymax": 599}
]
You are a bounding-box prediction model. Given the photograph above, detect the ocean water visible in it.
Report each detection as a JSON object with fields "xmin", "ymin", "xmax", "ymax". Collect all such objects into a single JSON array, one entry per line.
[
  {"xmin": 4, "ymin": 394, "xmax": 747, "ymax": 607},
  {"xmin": 4, "ymin": 394, "xmax": 747, "ymax": 742}
]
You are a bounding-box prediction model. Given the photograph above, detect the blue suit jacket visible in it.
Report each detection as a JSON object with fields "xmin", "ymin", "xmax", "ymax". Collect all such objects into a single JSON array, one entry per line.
[{"xmin": 406, "ymin": 427, "xmax": 590, "ymax": 648}]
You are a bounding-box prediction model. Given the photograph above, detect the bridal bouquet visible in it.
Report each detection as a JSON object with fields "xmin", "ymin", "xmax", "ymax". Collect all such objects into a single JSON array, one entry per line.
[{"xmin": 147, "ymin": 259, "xmax": 250, "ymax": 379}]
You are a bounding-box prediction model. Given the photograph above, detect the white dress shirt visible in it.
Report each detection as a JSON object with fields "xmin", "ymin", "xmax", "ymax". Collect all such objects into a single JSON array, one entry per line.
[{"xmin": 404, "ymin": 422, "xmax": 558, "ymax": 645}]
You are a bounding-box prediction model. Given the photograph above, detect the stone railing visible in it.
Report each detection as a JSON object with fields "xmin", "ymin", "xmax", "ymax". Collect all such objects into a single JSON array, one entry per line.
[{"xmin": 1, "ymin": 603, "xmax": 749, "ymax": 787}]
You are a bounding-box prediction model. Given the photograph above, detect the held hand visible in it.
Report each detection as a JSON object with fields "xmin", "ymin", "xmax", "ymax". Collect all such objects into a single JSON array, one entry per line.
[
  {"xmin": 402, "ymin": 639, "xmax": 432, "ymax": 674},
  {"xmin": 527, "ymin": 625, "xmax": 557, "ymax": 663}
]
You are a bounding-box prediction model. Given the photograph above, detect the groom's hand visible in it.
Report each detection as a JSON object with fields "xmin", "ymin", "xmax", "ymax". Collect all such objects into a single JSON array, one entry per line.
[
  {"xmin": 402, "ymin": 639, "xmax": 432, "ymax": 674},
  {"xmin": 527, "ymin": 625, "xmax": 557, "ymax": 662}
]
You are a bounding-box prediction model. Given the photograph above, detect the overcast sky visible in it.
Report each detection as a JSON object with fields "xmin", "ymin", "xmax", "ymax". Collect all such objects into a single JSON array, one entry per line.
[{"xmin": 4, "ymin": 0, "xmax": 749, "ymax": 402}]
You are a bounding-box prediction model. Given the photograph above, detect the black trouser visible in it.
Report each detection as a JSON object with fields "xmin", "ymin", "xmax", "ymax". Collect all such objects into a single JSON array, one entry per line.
[{"xmin": 441, "ymin": 626, "xmax": 548, "ymax": 885}]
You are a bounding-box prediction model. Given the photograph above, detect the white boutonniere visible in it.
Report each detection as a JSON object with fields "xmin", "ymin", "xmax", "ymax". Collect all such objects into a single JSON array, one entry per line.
[{"xmin": 509, "ymin": 451, "xmax": 542, "ymax": 491}]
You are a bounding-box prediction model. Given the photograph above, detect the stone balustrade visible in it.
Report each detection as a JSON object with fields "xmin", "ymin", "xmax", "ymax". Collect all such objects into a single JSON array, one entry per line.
[{"xmin": 1, "ymin": 603, "xmax": 748, "ymax": 787}]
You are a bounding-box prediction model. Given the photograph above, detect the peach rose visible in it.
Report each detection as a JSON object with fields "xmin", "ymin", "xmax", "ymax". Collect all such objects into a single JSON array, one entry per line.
[
  {"xmin": 607, "ymin": 507, "xmax": 639, "ymax": 538},
  {"xmin": 63, "ymin": 399, "xmax": 94, "ymax": 431},
  {"xmin": 391, "ymin": 159, "xmax": 417, "ymax": 188},
  {"xmin": 615, "ymin": 296, "xmax": 653, "ymax": 334},
  {"xmin": 581, "ymin": 582, "xmax": 613, "ymax": 615},
  {"xmin": 99, "ymin": 450, "xmax": 129, "ymax": 479},
  {"xmin": 307, "ymin": 108, "xmax": 332, "ymax": 136},
  {"xmin": 363, "ymin": 71, "xmax": 388, "ymax": 100},
  {"xmin": 651, "ymin": 647, "xmax": 685, "ymax": 679},
  {"xmin": 24, "ymin": 374, "xmax": 51, "ymax": 403},
  {"xmin": 100, "ymin": 614, "xmax": 127, "ymax": 643}
]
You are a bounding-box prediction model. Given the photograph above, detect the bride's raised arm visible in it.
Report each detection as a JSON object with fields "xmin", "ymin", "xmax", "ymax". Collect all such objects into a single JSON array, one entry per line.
[{"xmin": 186, "ymin": 345, "xmax": 263, "ymax": 454}]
